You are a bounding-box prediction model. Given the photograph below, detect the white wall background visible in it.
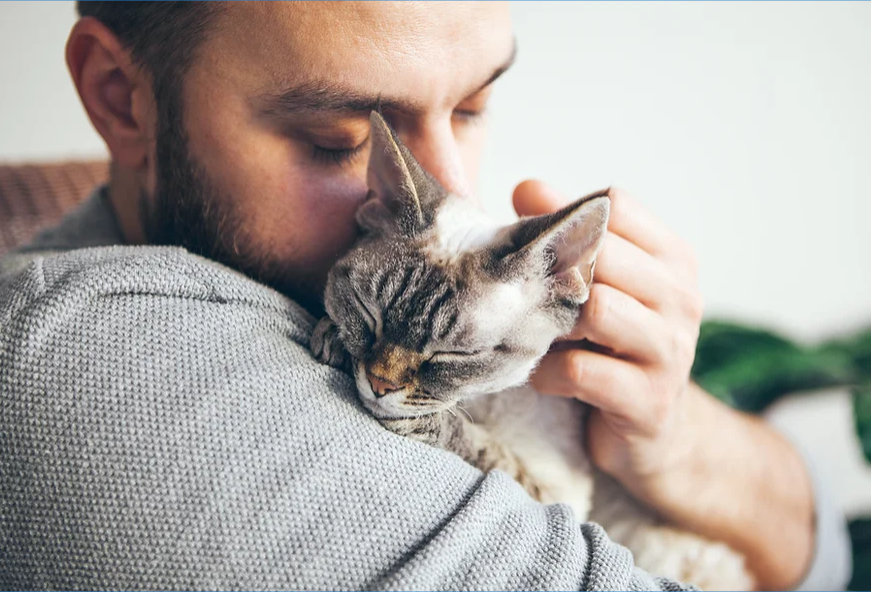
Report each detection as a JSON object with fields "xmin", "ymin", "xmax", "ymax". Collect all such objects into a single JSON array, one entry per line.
[
  {"xmin": 0, "ymin": 2, "xmax": 101, "ymax": 160},
  {"xmin": 1, "ymin": 1, "xmax": 870, "ymax": 516}
]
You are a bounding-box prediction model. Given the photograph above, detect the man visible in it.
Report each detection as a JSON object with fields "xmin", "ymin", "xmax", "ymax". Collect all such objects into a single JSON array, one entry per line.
[{"xmin": 0, "ymin": 2, "xmax": 850, "ymax": 589}]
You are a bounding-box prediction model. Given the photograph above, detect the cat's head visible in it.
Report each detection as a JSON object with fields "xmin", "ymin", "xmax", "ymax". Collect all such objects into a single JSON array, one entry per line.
[{"xmin": 323, "ymin": 112, "xmax": 610, "ymax": 419}]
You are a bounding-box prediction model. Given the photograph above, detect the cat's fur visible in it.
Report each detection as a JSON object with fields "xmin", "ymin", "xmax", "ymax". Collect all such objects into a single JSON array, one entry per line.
[{"xmin": 311, "ymin": 112, "xmax": 753, "ymax": 590}]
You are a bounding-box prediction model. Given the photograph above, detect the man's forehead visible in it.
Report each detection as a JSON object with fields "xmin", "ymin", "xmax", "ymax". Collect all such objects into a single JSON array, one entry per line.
[
  {"xmin": 234, "ymin": 2, "xmax": 511, "ymax": 49},
  {"xmin": 212, "ymin": 1, "xmax": 513, "ymax": 110}
]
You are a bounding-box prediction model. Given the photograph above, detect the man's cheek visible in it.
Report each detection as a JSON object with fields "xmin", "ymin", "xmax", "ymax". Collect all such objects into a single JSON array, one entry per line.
[
  {"xmin": 307, "ymin": 172, "xmax": 369, "ymax": 218},
  {"xmin": 275, "ymin": 170, "xmax": 369, "ymax": 259}
]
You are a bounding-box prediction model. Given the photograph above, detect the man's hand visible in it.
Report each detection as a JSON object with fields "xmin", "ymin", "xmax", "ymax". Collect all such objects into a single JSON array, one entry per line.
[
  {"xmin": 514, "ymin": 180, "xmax": 815, "ymax": 590},
  {"xmin": 515, "ymin": 181, "xmax": 702, "ymax": 484}
]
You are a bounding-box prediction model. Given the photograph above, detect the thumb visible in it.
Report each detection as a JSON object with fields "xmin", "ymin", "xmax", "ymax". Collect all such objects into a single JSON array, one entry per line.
[{"xmin": 512, "ymin": 179, "xmax": 571, "ymax": 217}]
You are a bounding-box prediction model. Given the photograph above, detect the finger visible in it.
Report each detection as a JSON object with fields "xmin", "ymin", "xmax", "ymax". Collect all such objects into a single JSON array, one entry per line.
[
  {"xmin": 558, "ymin": 283, "xmax": 669, "ymax": 363},
  {"xmin": 512, "ymin": 179, "xmax": 570, "ymax": 217},
  {"xmin": 594, "ymin": 232, "xmax": 687, "ymax": 314},
  {"xmin": 513, "ymin": 181, "xmax": 698, "ymax": 281},
  {"xmin": 607, "ymin": 187, "xmax": 684, "ymax": 259},
  {"xmin": 530, "ymin": 348, "xmax": 650, "ymax": 425}
]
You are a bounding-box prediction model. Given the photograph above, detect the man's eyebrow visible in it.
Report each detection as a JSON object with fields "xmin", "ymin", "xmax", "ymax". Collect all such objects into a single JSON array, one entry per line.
[
  {"xmin": 476, "ymin": 36, "xmax": 517, "ymax": 94},
  {"xmin": 257, "ymin": 83, "xmax": 420, "ymax": 119},
  {"xmin": 256, "ymin": 37, "xmax": 518, "ymax": 119}
]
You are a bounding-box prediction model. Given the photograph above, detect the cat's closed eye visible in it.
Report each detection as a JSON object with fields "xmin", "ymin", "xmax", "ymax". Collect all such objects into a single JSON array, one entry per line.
[
  {"xmin": 350, "ymin": 291, "xmax": 379, "ymax": 335},
  {"xmin": 429, "ymin": 350, "xmax": 484, "ymax": 363}
]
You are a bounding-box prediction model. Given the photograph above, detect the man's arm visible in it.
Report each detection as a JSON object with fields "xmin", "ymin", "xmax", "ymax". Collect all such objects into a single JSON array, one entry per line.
[
  {"xmin": 513, "ymin": 181, "xmax": 850, "ymax": 590},
  {"xmin": 627, "ymin": 384, "xmax": 816, "ymax": 589},
  {"xmin": 0, "ymin": 247, "xmax": 694, "ymax": 591},
  {"xmin": 596, "ymin": 383, "xmax": 851, "ymax": 590}
]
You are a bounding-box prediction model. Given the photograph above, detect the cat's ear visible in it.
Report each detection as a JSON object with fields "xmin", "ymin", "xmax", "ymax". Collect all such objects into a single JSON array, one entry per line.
[
  {"xmin": 357, "ymin": 111, "xmax": 427, "ymax": 236},
  {"xmin": 492, "ymin": 190, "xmax": 610, "ymax": 304}
]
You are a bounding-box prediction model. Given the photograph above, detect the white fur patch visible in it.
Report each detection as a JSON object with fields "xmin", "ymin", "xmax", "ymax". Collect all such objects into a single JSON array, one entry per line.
[
  {"xmin": 474, "ymin": 282, "xmax": 527, "ymax": 334},
  {"xmin": 467, "ymin": 387, "xmax": 594, "ymax": 521},
  {"xmin": 428, "ymin": 197, "xmax": 501, "ymax": 261}
]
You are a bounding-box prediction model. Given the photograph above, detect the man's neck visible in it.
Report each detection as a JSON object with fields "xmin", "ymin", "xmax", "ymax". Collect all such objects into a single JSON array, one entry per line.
[{"xmin": 107, "ymin": 162, "xmax": 147, "ymax": 245}]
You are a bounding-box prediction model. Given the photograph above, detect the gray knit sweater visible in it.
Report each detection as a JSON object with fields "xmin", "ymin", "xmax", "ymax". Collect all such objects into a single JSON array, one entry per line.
[{"xmin": 0, "ymin": 190, "xmax": 850, "ymax": 590}]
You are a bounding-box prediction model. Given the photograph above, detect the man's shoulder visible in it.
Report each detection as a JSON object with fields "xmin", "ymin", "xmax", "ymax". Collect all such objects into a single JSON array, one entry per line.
[
  {"xmin": 0, "ymin": 245, "xmax": 328, "ymax": 405},
  {"xmin": 1, "ymin": 245, "xmax": 311, "ymax": 334},
  {"xmin": 4, "ymin": 245, "xmax": 284, "ymax": 308},
  {"xmin": 0, "ymin": 243, "xmax": 368, "ymax": 456}
]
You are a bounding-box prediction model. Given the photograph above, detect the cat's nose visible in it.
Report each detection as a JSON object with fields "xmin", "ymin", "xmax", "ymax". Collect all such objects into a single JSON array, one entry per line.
[{"xmin": 366, "ymin": 372, "xmax": 402, "ymax": 398}]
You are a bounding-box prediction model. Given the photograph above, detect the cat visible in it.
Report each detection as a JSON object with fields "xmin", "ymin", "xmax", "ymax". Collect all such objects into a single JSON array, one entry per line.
[{"xmin": 310, "ymin": 111, "xmax": 753, "ymax": 591}]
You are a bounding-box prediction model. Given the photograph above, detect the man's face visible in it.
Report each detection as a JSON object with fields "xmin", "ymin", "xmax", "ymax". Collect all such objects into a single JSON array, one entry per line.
[{"xmin": 143, "ymin": 2, "xmax": 514, "ymax": 312}]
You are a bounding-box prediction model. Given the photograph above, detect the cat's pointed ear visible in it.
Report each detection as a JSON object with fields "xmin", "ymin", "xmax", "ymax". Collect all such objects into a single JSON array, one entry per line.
[
  {"xmin": 357, "ymin": 111, "xmax": 426, "ymax": 236},
  {"xmin": 494, "ymin": 190, "xmax": 610, "ymax": 304}
]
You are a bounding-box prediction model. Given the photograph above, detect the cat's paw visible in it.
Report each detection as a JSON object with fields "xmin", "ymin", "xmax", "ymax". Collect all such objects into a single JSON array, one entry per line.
[{"xmin": 311, "ymin": 317, "xmax": 352, "ymax": 373}]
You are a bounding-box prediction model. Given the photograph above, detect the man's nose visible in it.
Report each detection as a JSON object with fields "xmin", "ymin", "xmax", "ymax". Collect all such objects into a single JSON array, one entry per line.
[
  {"xmin": 366, "ymin": 372, "xmax": 403, "ymax": 398},
  {"xmin": 403, "ymin": 121, "xmax": 471, "ymax": 198}
]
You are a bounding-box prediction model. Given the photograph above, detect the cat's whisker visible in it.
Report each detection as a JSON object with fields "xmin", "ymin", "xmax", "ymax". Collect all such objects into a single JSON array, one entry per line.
[{"xmin": 457, "ymin": 404, "xmax": 475, "ymax": 424}]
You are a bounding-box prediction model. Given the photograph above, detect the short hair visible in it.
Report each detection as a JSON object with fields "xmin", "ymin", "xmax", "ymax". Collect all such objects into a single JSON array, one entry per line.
[{"xmin": 75, "ymin": 1, "xmax": 219, "ymax": 102}]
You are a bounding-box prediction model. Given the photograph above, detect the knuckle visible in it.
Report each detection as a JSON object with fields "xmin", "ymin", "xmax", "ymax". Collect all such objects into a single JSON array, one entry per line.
[
  {"xmin": 670, "ymin": 280, "xmax": 704, "ymax": 322},
  {"xmin": 584, "ymin": 284, "xmax": 612, "ymax": 326},
  {"xmin": 605, "ymin": 187, "xmax": 626, "ymax": 217},
  {"xmin": 562, "ymin": 351, "xmax": 588, "ymax": 390},
  {"xmin": 683, "ymin": 243, "xmax": 700, "ymax": 277},
  {"xmin": 671, "ymin": 331, "xmax": 697, "ymax": 366},
  {"xmin": 644, "ymin": 378, "xmax": 674, "ymax": 427},
  {"xmin": 693, "ymin": 293, "xmax": 705, "ymax": 321},
  {"xmin": 608, "ymin": 186, "xmax": 627, "ymax": 201},
  {"xmin": 685, "ymin": 289, "xmax": 705, "ymax": 322},
  {"xmin": 595, "ymin": 234, "xmax": 615, "ymax": 267},
  {"xmin": 650, "ymin": 395, "xmax": 672, "ymax": 427}
]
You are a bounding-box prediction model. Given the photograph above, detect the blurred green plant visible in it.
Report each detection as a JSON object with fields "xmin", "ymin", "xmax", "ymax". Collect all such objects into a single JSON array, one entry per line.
[
  {"xmin": 850, "ymin": 518, "xmax": 871, "ymax": 591},
  {"xmin": 692, "ymin": 321, "xmax": 856, "ymax": 413},
  {"xmin": 855, "ymin": 386, "xmax": 871, "ymax": 477},
  {"xmin": 691, "ymin": 320, "xmax": 871, "ymax": 590}
]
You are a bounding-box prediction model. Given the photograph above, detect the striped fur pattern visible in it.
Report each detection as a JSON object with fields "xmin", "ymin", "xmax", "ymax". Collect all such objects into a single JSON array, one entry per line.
[{"xmin": 311, "ymin": 112, "xmax": 753, "ymax": 590}]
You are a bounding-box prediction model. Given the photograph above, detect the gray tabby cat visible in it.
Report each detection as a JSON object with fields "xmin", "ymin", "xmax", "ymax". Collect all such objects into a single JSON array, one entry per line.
[{"xmin": 311, "ymin": 112, "xmax": 753, "ymax": 590}]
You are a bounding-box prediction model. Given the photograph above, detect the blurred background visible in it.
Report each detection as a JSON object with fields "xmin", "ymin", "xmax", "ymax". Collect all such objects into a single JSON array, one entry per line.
[{"xmin": 1, "ymin": 0, "xmax": 870, "ymax": 567}]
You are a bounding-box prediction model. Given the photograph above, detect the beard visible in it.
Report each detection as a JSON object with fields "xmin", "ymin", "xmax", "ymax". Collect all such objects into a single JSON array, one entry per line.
[{"xmin": 140, "ymin": 87, "xmax": 324, "ymax": 315}]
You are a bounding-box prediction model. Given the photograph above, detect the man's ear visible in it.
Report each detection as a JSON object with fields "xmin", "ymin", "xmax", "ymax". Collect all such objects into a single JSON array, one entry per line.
[
  {"xmin": 492, "ymin": 189, "xmax": 611, "ymax": 304},
  {"xmin": 356, "ymin": 111, "xmax": 427, "ymax": 236},
  {"xmin": 66, "ymin": 17, "xmax": 152, "ymax": 169}
]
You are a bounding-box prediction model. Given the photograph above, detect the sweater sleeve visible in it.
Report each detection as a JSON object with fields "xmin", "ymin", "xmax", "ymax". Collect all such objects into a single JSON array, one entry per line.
[
  {"xmin": 0, "ymin": 247, "xmax": 694, "ymax": 592},
  {"xmin": 789, "ymin": 437, "xmax": 853, "ymax": 591}
]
